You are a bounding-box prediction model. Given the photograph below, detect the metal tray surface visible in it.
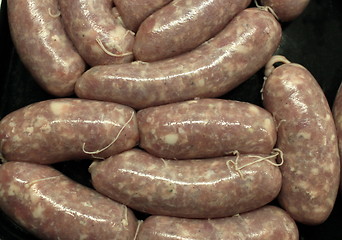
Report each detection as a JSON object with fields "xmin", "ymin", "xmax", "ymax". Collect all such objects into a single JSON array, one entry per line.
[{"xmin": 0, "ymin": 0, "xmax": 342, "ymax": 239}]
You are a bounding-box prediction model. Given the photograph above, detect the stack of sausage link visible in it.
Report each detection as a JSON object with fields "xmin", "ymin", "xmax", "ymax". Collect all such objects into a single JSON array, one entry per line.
[{"xmin": 1, "ymin": 0, "xmax": 341, "ymax": 239}]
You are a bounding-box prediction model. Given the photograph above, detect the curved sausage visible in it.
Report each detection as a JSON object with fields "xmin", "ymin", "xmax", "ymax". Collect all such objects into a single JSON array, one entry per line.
[
  {"xmin": 262, "ymin": 56, "xmax": 340, "ymax": 225},
  {"xmin": 0, "ymin": 161, "xmax": 138, "ymax": 240},
  {"xmin": 258, "ymin": 0, "xmax": 310, "ymax": 22},
  {"xmin": 137, "ymin": 98, "xmax": 277, "ymax": 159},
  {"xmin": 113, "ymin": 0, "xmax": 173, "ymax": 32},
  {"xmin": 75, "ymin": 8, "xmax": 282, "ymax": 109},
  {"xmin": 0, "ymin": 99, "xmax": 139, "ymax": 164},
  {"xmin": 59, "ymin": 0, "xmax": 135, "ymax": 66},
  {"xmin": 133, "ymin": 0, "xmax": 252, "ymax": 62},
  {"xmin": 89, "ymin": 148, "xmax": 282, "ymax": 218},
  {"xmin": 136, "ymin": 205, "xmax": 299, "ymax": 240},
  {"xmin": 332, "ymin": 83, "xmax": 342, "ymax": 191},
  {"xmin": 7, "ymin": 0, "xmax": 86, "ymax": 96}
]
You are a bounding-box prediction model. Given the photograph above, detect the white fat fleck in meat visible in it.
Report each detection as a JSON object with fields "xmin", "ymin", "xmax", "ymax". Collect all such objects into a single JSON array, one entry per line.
[
  {"xmin": 245, "ymin": 105, "xmax": 258, "ymax": 117},
  {"xmin": 12, "ymin": 135, "xmax": 22, "ymax": 142},
  {"xmin": 40, "ymin": 123, "xmax": 52, "ymax": 134},
  {"xmin": 298, "ymin": 180, "xmax": 311, "ymax": 192},
  {"xmin": 51, "ymin": 34, "xmax": 60, "ymax": 43},
  {"xmin": 263, "ymin": 118, "xmax": 273, "ymax": 131},
  {"xmin": 178, "ymin": 128, "xmax": 186, "ymax": 135},
  {"xmin": 324, "ymin": 162, "xmax": 336, "ymax": 173},
  {"xmin": 163, "ymin": 133, "xmax": 179, "ymax": 145},
  {"xmin": 312, "ymin": 206, "xmax": 326, "ymax": 214},
  {"xmin": 33, "ymin": 116, "xmax": 49, "ymax": 128},
  {"xmin": 296, "ymin": 131, "xmax": 311, "ymax": 140},
  {"xmin": 198, "ymin": 78, "xmax": 205, "ymax": 87},
  {"xmin": 80, "ymin": 233, "xmax": 89, "ymax": 240},
  {"xmin": 82, "ymin": 201, "xmax": 93, "ymax": 208},
  {"xmin": 32, "ymin": 204, "xmax": 46, "ymax": 219},
  {"xmin": 311, "ymin": 168, "xmax": 319, "ymax": 175},
  {"xmin": 246, "ymin": 126, "xmax": 254, "ymax": 133},
  {"xmin": 50, "ymin": 101, "xmax": 68, "ymax": 116},
  {"xmin": 31, "ymin": 143, "xmax": 41, "ymax": 150},
  {"xmin": 9, "ymin": 121, "xmax": 16, "ymax": 128},
  {"xmin": 8, "ymin": 183, "xmax": 21, "ymax": 196},
  {"xmin": 24, "ymin": 127, "xmax": 34, "ymax": 135}
]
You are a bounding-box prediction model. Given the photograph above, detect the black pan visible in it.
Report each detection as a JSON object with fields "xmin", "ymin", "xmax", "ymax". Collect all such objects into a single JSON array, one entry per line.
[{"xmin": 0, "ymin": 0, "xmax": 342, "ymax": 239}]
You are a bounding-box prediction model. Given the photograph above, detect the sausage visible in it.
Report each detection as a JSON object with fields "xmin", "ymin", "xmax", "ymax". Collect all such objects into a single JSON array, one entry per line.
[
  {"xmin": 89, "ymin": 148, "xmax": 282, "ymax": 218},
  {"xmin": 0, "ymin": 99, "xmax": 139, "ymax": 164},
  {"xmin": 113, "ymin": 0, "xmax": 173, "ymax": 32},
  {"xmin": 137, "ymin": 98, "xmax": 277, "ymax": 159},
  {"xmin": 7, "ymin": 0, "xmax": 86, "ymax": 96},
  {"xmin": 262, "ymin": 55, "xmax": 340, "ymax": 225},
  {"xmin": 332, "ymin": 83, "xmax": 342, "ymax": 191},
  {"xmin": 75, "ymin": 8, "xmax": 282, "ymax": 109},
  {"xmin": 0, "ymin": 161, "xmax": 138, "ymax": 240},
  {"xmin": 58, "ymin": 0, "xmax": 135, "ymax": 66},
  {"xmin": 133, "ymin": 0, "xmax": 252, "ymax": 62},
  {"xmin": 258, "ymin": 0, "xmax": 310, "ymax": 22},
  {"xmin": 136, "ymin": 205, "xmax": 299, "ymax": 240}
]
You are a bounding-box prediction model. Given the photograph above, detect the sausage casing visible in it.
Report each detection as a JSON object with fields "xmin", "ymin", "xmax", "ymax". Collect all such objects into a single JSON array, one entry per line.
[
  {"xmin": 0, "ymin": 161, "xmax": 138, "ymax": 240},
  {"xmin": 137, "ymin": 98, "xmax": 277, "ymax": 159},
  {"xmin": 262, "ymin": 57, "xmax": 340, "ymax": 225},
  {"xmin": 133, "ymin": 0, "xmax": 251, "ymax": 62},
  {"xmin": 136, "ymin": 205, "xmax": 299, "ymax": 240},
  {"xmin": 7, "ymin": 0, "xmax": 86, "ymax": 96},
  {"xmin": 0, "ymin": 99, "xmax": 139, "ymax": 164},
  {"xmin": 75, "ymin": 8, "xmax": 282, "ymax": 109},
  {"xmin": 59, "ymin": 0, "xmax": 135, "ymax": 66},
  {"xmin": 89, "ymin": 148, "xmax": 282, "ymax": 218}
]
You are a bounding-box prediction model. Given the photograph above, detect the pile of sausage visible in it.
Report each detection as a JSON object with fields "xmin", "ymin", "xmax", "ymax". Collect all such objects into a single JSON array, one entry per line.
[{"xmin": 1, "ymin": 0, "xmax": 341, "ymax": 239}]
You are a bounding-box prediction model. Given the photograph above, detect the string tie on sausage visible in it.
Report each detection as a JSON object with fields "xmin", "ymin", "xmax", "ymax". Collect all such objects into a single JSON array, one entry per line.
[
  {"xmin": 48, "ymin": 8, "xmax": 61, "ymax": 18},
  {"xmin": 254, "ymin": 0, "xmax": 279, "ymax": 20},
  {"xmin": 96, "ymin": 37, "xmax": 133, "ymax": 58},
  {"xmin": 276, "ymin": 119, "xmax": 287, "ymax": 130},
  {"xmin": 226, "ymin": 148, "xmax": 284, "ymax": 179},
  {"xmin": 82, "ymin": 111, "xmax": 135, "ymax": 159},
  {"xmin": 121, "ymin": 205, "xmax": 129, "ymax": 227},
  {"xmin": 25, "ymin": 175, "xmax": 64, "ymax": 189},
  {"xmin": 160, "ymin": 158, "xmax": 169, "ymax": 167},
  {"xmin": 261, "ymin": 55, "xmax": 292, "ymax": 99},
  {"xmin": 133, "ymin": 220, "xmax": 143, "ymax": 240},
  {"xmin": 264, "ymin": 55, "xmax": 292, "ymax": 77}
]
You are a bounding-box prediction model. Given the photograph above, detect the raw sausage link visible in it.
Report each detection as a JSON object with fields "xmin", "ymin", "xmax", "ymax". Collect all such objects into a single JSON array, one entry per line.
[
  {"xmin": 7, "ymin": 0, "xmax": 86, "ymax": 96},
  {"xmin": 262, "ymin": 56, "xmax": 340, "ymax": 225},
  {"xmin": 59, "ymin": 0, "xmax": 135, "ymax": 66},
  {"xmin": 0, "ymin": 162, "xmax": 138, "ymax": 240},
  {"xmin": 113, "ymin": 0, "xmax": 173, "ymax": 32},
  {"xmin": 137, "ymin": 98, "xmax": 277, "ymax": 159},
  {"xmin": 0, "ymin": 99, "xmax": 139, "ymax": 164},
  {"xmin": 133, "ymin": 0, "xmax": 252, "ymax": 62},
  {"xmin": 89, "ymin": 148, "xmax": 282, "ymax": 218},
  {"xmin": 258, "ymin": 0, "xmax": 310, "ymax": 22},
  {"xmin": 332, "ymin": 83, "xmax": 342, "ymax": 192},
  {"xmin": 136, "ymin": 205, "xmax": 299, "ymax": 240},
  {"xmin": 75, "ymin": 8, "xmax": 282, "ymax": 109}
]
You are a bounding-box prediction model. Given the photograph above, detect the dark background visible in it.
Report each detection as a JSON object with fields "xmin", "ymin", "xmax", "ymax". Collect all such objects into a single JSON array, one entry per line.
[{"xmin": 0, "ymin": 0, "xmax": 342, "ymax": 239}]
